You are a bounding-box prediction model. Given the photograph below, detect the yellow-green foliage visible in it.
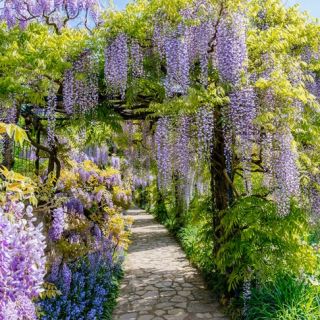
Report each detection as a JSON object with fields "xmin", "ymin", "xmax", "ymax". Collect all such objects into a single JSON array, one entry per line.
[
  {"xmin": 59, "ymin": 160, "xmax": 132, "ymax": 252},
  {"xmin": 216, "ymin": 196, "xmax": 317, "ymax": 291}
]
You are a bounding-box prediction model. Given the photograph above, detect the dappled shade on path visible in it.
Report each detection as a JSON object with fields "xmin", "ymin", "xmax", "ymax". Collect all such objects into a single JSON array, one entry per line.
[{"xmin": 113, "ymin": 209, "xmax": 229, "ymax": 320}]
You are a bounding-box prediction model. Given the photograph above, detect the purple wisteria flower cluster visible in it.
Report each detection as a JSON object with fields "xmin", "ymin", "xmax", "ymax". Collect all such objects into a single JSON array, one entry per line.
[
  {"xmin": 130, "ymin": 40, "xmax": 144, "ymax": 78},
  {"xmin": 1, "ymin": 0, "xmax": 100, "ymax": 30},
  {"xmin": 104, "ymin": 33, "xmax": 129, "ymax": 99},
  {"xmin": 47, "ymin": 89, "xmax": 57, "ymax": 149},
  {"xmin": 164, "ymin": 28, "xmax": 190, "ymax": 97},
  {"xmin": 197, "ymin": 106, "xmax": 214, "ymax": 159},
  {"xmin": 155, "ymin": 117, "xmax": 173, "ymax": 190},
  {"xmin": 84, "ymin": 145, "xmax": 109, "ymax": 167},
  {"xmin": 216, "ymin": 12, "xmax": 248, "ymax": 86},
  {"xmin": 49, "ymin": 207, "xmax": 66, "ymax": 241},
  {"xmin": 273, "ymin": 131, "xmax": 300, "ymax": 216},
  {"xmin": 0, "ymin": 202, "xmax": 46, "ymax": 320},
  {"xmin": 63, "ymin": 50, "xmax": 99, "ymax": 115},
  {"xmin": 174, "ymin": 116, "xmax": 192, "ymax": 178},
  {"xmin": 216, "ymin": 11, "xmax": 257, "ymax": 192}
]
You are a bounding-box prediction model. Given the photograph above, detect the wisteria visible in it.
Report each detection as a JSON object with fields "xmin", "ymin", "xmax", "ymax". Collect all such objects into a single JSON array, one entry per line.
[
  {"xmin": 104, "ymin": 33, "xmax": 129, "ymax": 99},
  {"xmin": 0, "ymin": 203, "xmax": 46, "ymax": 320},
  {"xmin": 0, "ymin": 0, "xmax": 100, "ymax": 30},
  {"xmin": 65, "ymin": 198, "xmax": 84, "ymax": 215},
  {"xmin": 230, "ymin": 87, "xmax": 256, "ymax": 192},
  {"xmin": 261, "ymin": 132, "xmax": 275, "ymax": 189},
  {"xmin": 84, "ymin": 145, "xmax": 109, "ymax": 166},
  {"xmin": 273, "ymin": 131, "xmax": 300, "ymax": 216},
  {"xmin": 216, "ymin": 12, "xmax": 248, "ymax": 86},
  {"xmin": 111, "ymin": 156, "xmax": 121, "ymax": 170},
  {"xmin": 216, "ymin": 11, "xmax": 257, "ymax": 191},
  {"xmin": 63, "ymin": 50, "xmax": 99, "ymax": 114},
  {"xmin": 47, "ymin": 90, "xmax": 57, "ymax": 149},
  {"xmin": 164, "ymin": 28, "xmax": 190, "ymax": 97},
  {"xmin": 197, "ymin": 106, "xmax": 214, "ymax": 158},
  {"xmin": 174, "ymin": 116, "xmax": 192, "ymax": 178},
  {"xmin": 2, "ymin": 1, "xmax": 320, "ymax": 319},
  {"xmin": 310, "ymin": 175, "xmax": 320, "ymax": 220},
  {"xmin": 62, "ymin": 263, "xmax": 72, "ymax": 294},
  {"xmin": 130, "ymin": 40, "xmax": 144, "ymax": 78},
  {"xmin": 49, "ymin": 207, "xmax": 65, "ymax": 241},
  {"xmin": 63, "ymin": 69, "xmax": 75, "ymax": 115},
  {"xmin": 155, "ymin": 117, "xmax": 173, "ymax": 190},
  {"xmin": 153, "ymin": 22, "xmax": 166, "ymax": 59}
]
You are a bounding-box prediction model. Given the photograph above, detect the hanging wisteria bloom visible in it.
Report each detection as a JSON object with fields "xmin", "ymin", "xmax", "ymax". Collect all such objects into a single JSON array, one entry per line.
[
  {"xmin": 131, "ymin": 40, "xmax": 144, "ymax": 78},
  {"xmin": 0, "ymin": 0, "xmax": 100, "ymax": 30},
  {"xmin": 230, "ymin": 87, "xmax": 256, "ymax": 193},
  {"xmin": 63, "ymin": 69, "xmax": 75, "ymax": 115},
  {"xmin": 309, "ymin": 175, "xmax": 320, "ymax": 220},
  {"xmin": 47, "ymin": 89, "xmax": 57, "ymax": 149},
  {"xmin": 164, "ymin": 26, "xmax": 190, "ymax": 97},
  {"xmin": 216, "ymin": 11, "xmax": 257, "ymax": 192},
  {"xmin": 273, "ymin": 131, "xmax": 300, "ymax": 216},
  {"xmin": 111, "ymin": 156, "xmax": 121, "ymax": 170},
  {"xmin": 0, "ymin": 203, "xmax": 46, "ymax": 320},
  {"xmin": 216, "ymin": 12, "xmax": 248, "ymax": 86},
  {"xmin": 104, "ymin": 33, "xmax": 129, "ymax": 99},
  {"xmin": 62, "ymin": 263, "xmax": 72, "ymax": 295},
  {"xmin": 155, "ymin": 117, "xmax": 173, "ymax": 189},
  {"xmin": 49, "ymin": 207, "xmax": 66, "ymax": 241},
  {"xmin": 197, "ymin": 106, "xmax": 214, "ymax": 159},
  {"xmin": 174, "ymin": 116, "xmax": 192, "ymax": 178},
  {"xmin": 63, "ymin": 50, "xmax": 99, "ymax": 115}
]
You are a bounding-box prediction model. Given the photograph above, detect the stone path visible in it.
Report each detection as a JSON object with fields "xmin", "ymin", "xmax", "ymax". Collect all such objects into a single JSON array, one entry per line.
[{"xmin": 112, "ymin": 209, "xmax": 229, "ymax": 320}]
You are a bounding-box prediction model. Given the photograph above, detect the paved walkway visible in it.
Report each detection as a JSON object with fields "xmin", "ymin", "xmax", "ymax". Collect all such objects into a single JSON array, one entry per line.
[{"xmin": 112, "ymin": 209, "xmax": 228, "ymax": 320}]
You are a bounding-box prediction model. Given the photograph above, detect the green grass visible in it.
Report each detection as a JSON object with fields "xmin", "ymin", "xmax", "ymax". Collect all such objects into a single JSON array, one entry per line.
[{"xmin": 246, "ymin": 276, "xmax": 320, "ymax": 320}]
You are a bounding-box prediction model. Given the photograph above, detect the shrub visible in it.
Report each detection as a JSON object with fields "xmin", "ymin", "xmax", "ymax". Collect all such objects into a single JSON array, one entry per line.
[
  {"xmin": 215, "ymin": 196, "xmax": 317, "ymax": 291},
  {"xmin": 38, "ymin": 251, "xmax": 123, "ymax": 320}
]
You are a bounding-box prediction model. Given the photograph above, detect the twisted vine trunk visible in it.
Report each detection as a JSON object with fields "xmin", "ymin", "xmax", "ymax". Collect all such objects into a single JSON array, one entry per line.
[
  {"xmin": 1, "ymin": 106, "xmax": 19, "ymax": 170},
  {"xmin": 173, "ymin": 172, "xmax": 185, "ymax": 225},
  {"xmin": 211, "ymin": 105, "xmax": 229, "ymax": 254},
  {"xmin": 2, "ymin": 137, "xmax": 15, "ymax": 170}
]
